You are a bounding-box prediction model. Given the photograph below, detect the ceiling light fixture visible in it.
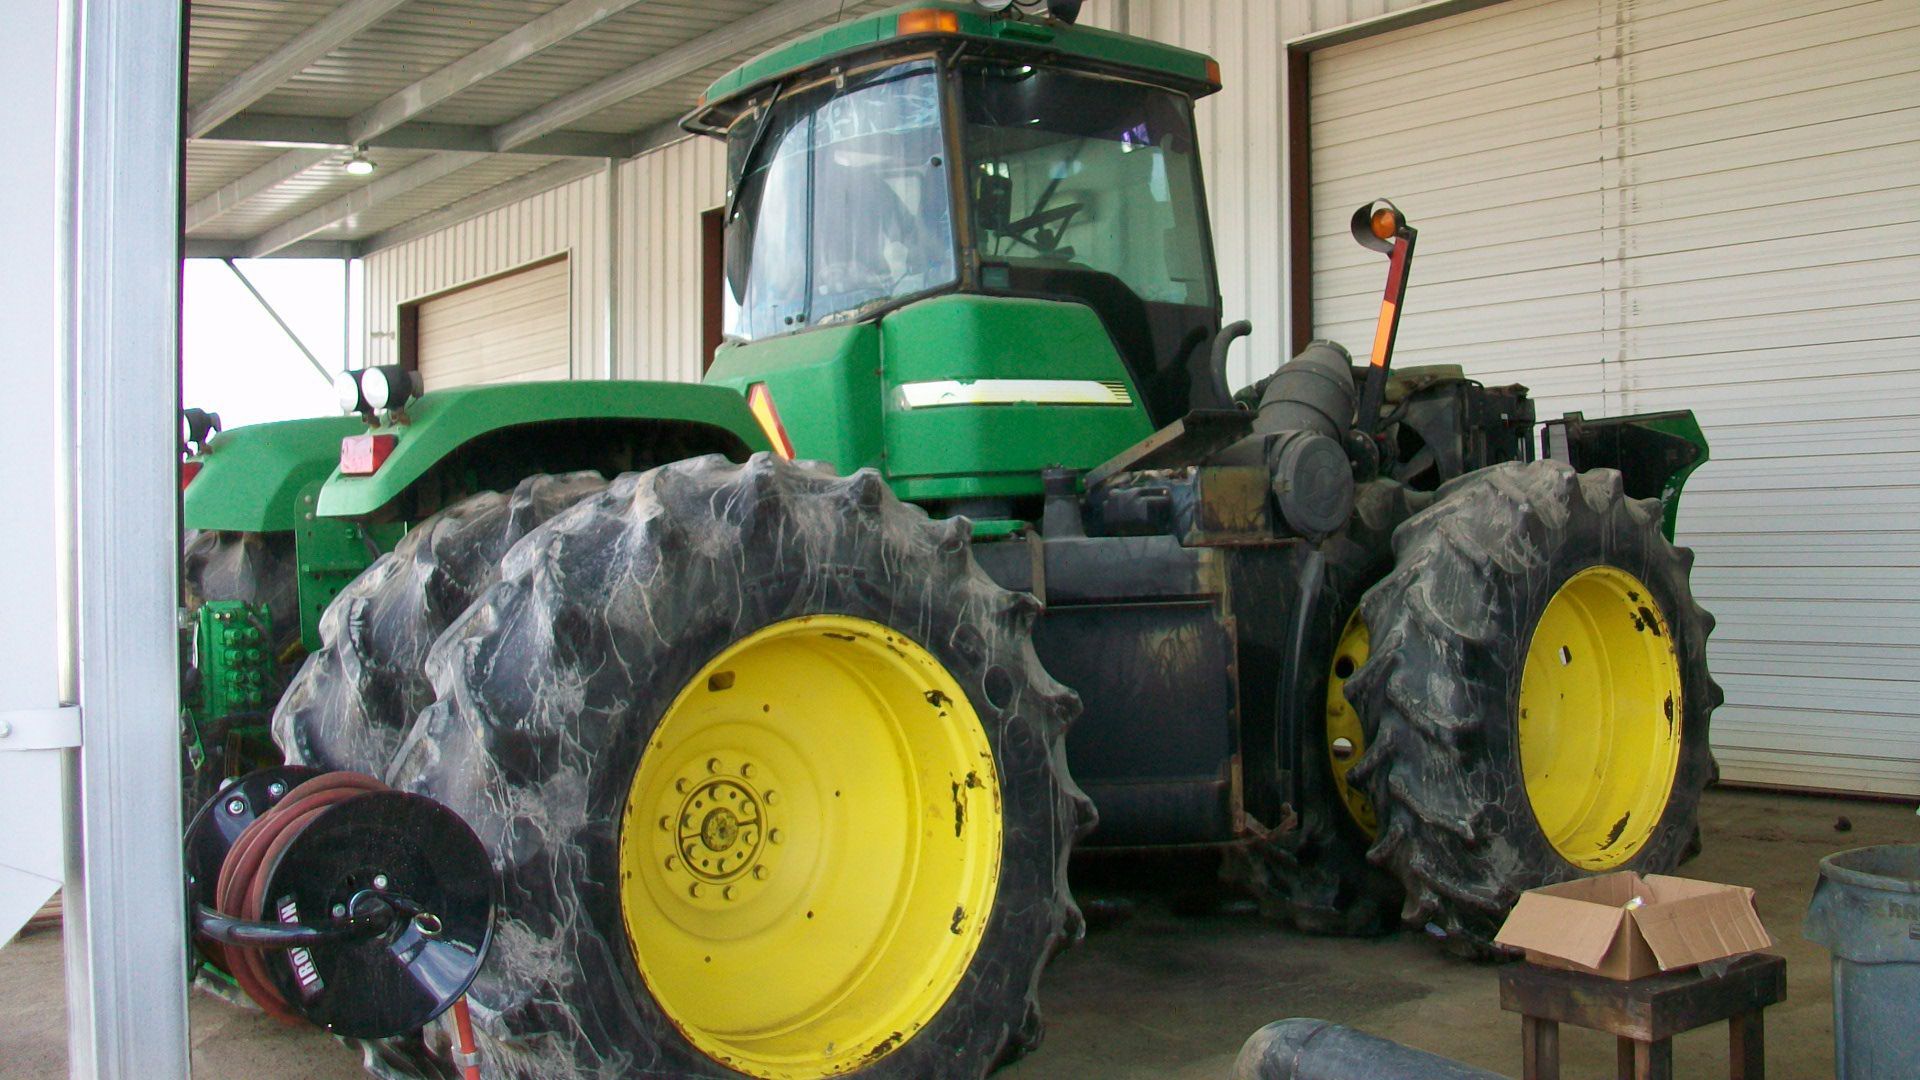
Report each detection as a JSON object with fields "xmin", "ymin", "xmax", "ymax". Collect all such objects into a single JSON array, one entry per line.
[{"xmin": 344, "ymin": 148, "xmax": 376, "ymax": 176}]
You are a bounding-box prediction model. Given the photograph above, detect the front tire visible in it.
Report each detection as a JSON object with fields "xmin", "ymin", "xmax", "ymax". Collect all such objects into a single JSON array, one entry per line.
[
  {"xmin": 1347, "ymin": 461, "xmax": 1719, "ymax": 945},
  {"xmin": 387, "ymin": 455, "xmax": 1091, "ymax": 1079}
]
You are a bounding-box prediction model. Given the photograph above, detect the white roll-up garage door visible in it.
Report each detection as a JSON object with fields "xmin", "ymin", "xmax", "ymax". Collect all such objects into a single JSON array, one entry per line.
[
  {"xmin": 1310, "ymin": 0, "xmax": 1920, "ymax": 794},
  {"xmin": 414, "ymin": 256, "xmax": 571, "ymax": 390}
]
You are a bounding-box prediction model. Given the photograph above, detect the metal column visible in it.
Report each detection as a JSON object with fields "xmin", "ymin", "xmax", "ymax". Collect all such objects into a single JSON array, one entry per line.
[{"xmin": 56, "ymin": 0, "xmax": 191, "ymax": 1074}]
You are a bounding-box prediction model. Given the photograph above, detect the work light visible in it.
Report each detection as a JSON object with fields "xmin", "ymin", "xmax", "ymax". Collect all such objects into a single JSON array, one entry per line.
[{"xmin": 334, "ymin": 369, "xmax": 369, "ymax": 414}]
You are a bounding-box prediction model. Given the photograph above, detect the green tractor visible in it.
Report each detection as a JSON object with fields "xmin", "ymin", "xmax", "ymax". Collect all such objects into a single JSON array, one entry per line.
[{"xmin": 181, "ymin": 3, "xmax": 1720, "ymax": 1076}]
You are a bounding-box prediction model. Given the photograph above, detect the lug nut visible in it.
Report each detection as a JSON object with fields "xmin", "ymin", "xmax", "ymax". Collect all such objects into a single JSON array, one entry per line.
[
  {"xmin": 753, "ymin": 866, "xmax": 769, "ymax": 880},
  {"xmin": 372, "ymin": 874, "xmax": 389, "ymax": 890},
  {"xmin": 658, "ymin": 815, "xmax": 670, "ymax": 831},
  {"xmin": 723, "ymin": 886, "xmax": 736, "ymax": 901},
  {"xmin": 688, "ymin": 883, "xmax": 701, "ymax": 898},
  {"xmin": 740, "ymin": 763, "xmax": 755, "ymax": 778},
  {"xmin": 665, "ymin": 856, "xmax": 678, "ymax": 871},
  {"xmin": 675, "ymin": 778, "xmax": 690, "ymax": 793},
  {"xmin": 707, "ymin": 758, "xmax": 722, "ymax": 774},
  {"xmin": 769, "ymin": 829, "xmax": 783, "ymax": 845},
  {"xmin": 765, "ymin": 791, "xmax": 778, "ymax": 806}
]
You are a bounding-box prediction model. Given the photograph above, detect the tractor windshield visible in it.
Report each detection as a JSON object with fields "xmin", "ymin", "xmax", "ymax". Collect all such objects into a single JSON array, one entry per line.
[
  {"xmin": 724, "ymin": 59, "xmax": 957, "ymax": 341},
  {"xmin": 961, "ymin": 64, "xmax": 1215, "ymax": 309}
]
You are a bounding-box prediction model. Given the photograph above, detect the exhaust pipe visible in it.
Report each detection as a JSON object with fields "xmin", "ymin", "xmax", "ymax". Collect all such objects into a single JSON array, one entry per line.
[{"xmin": 1232, "ymin": 1019, "xmax": 1506, "ymax": 1080}]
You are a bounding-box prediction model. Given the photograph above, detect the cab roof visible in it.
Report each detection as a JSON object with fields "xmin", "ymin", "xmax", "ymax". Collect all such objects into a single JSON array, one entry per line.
[{"xmin": 683, "ymin": 1, "xmax": 1219, "ymax": 135}]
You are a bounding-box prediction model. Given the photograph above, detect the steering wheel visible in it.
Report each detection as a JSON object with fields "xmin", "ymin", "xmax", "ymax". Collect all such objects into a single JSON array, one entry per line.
[{"xmin": 1001, "ymin": 201, "xmax": 1083, "ymax": 256}]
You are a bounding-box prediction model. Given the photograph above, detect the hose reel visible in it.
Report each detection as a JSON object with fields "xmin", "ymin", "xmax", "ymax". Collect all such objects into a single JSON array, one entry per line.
[{"xmin": 183, "ymin": 766, "xmax": 496, "ymax": 1042}]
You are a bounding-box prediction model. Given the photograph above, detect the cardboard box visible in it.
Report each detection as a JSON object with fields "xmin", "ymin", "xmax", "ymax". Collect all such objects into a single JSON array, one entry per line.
[{"xmin": 1493, "ymin": 872, "xmax": 1773, "ymax": 980}]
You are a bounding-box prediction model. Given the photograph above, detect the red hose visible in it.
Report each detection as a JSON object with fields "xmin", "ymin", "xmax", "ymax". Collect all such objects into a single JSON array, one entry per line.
[
  {"xmin": 452, "ymin": 996, "xmax": 482, "ymax": 1080},
  {"xmin": 211, "ymin": 771, "xmax": 389, "ymax": 1023}
]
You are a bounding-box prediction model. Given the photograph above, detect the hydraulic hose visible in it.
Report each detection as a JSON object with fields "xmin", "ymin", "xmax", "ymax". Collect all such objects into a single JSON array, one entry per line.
[{"xmin": 211, "ymin": 771, "xmax": 390, "ymax": 1022}]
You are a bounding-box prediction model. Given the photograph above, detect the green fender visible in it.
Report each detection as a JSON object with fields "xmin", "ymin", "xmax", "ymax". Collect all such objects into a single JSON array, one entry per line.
[
  {"xmin": 184, "ymin": 415, "xmax": 369, "ymax": 533},
  {"xmin": 315, "ymin": 381, "xmax": 770, "ymax": 518}
]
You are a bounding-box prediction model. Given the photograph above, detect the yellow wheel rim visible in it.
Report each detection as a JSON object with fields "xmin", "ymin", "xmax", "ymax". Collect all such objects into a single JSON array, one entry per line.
[
  {"xmin": 618, "ymin": 615, "xmax": 1001, "ymax": 1078},
  {"xmin": 1325, "ymin": 610, "xmax": 1377, "ymax": 836},
  {"xmin": 1518, "ymin": 566, "xmax": 1683, "ymax": 870}
]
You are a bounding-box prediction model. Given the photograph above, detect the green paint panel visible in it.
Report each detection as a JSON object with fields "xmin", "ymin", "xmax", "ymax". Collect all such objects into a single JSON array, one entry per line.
[
  {"xmin": 693, "ymin": 1, "xmax": 1216, "ymax": 130},
  {"xmin": 705, "ymin": 323, "xmax": 885, "ymax": 474},
  {"xmin": 315, "ymin": 381, "xmax": 769, "ymax": 518},
  {"xmin": 293, "ymin": 481, "xmax": 406, "ymax": 651},
  {"xmin": 880, "ymin": 295, "xmax": 1153, "ymax": 501},
  {"xmin": 184, "ymin": 415, "xmax": 367, "ymax": 533},
  {"xmin": 1642, "ymin": 410, "xmax": 1710, "ymax": 540}
]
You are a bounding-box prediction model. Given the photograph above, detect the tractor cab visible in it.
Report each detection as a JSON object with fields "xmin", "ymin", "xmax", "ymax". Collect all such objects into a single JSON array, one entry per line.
[{"xmin": 686, "ymin": 3, "xmax": 1229, "ymax": 502}]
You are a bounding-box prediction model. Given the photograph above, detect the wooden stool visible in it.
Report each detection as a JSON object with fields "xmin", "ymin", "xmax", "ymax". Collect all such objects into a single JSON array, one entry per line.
[{"xmin": 1497, "ymin": 952, "xmax": 1786, "ymax": 1080}]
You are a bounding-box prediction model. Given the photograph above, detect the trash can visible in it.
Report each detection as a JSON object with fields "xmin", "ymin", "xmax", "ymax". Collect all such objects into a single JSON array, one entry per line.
[{"xmin": 1804, "ymin": 843, "xmax": 1920, "ymax": 1079}]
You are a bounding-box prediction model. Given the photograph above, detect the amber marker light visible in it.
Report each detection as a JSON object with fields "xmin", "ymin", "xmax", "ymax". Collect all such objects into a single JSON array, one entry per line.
[
  {"xmin": 746, "ymin": 383, "xmax": 797, "ymax": 460},
  {"xmin": 1205, "ymin": 58, "xmax": 1222, "ymax": 86},
  {"xmin": 1371, "ymin": 206, "xmax": 1399, "ymax": 241},
  {"xmin": 898, "ymin": 9, "xmax": 961, "ymax": 34}
]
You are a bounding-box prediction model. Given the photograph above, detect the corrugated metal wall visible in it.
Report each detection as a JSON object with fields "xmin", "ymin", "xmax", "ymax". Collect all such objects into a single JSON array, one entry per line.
[
  {"xmin": 615, "ymin": 136, "xmax": 727, "ymax": 382},
  {"xmin": 361, "ymin": 171, "xmax": 613, "ymax": 377}
]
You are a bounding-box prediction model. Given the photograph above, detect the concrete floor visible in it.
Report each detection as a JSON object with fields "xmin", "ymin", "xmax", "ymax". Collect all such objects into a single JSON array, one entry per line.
[{"xmin": 2, "ymin": 787, "xmax": 1908, "ymax": 1078}]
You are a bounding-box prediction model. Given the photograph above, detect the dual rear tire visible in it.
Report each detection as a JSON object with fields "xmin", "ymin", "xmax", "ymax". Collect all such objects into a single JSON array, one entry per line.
[{"xmin": 281, "ymin": 455, "xmax": 1090, "ymax": 1078}]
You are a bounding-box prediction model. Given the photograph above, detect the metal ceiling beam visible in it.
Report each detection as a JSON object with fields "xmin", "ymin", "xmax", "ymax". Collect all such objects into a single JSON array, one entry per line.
[
  {"xmin": 183, "ymin": 238, "xmax": 357, "ymax": 260},
  {"xmin": 347, "ymin": 0, "xmax": 657, "ymax": 147},
  {"xmin": 245, "ymin": 152, "xmax": 489, "ymax": 258},
  {"xmin": 184, "ymin": 149, "xmax": 333, "ymax": 233},
  {"xmin": 196, "ymin": 115, "xmax": 629, "ymax": 158},
  {"xmin": 228, "ymin": 0, "xmax": 844, "ymax": 257},
  {"xmin": 359, "ymin": 158, "xmax": 609, "ymax": 255},
  {"xmin": 185, "ymin": 0, "xmax": 413, "ymax": 139},
  {"xmin": 492, "ymin": 0, "xmax": 847, "ymax": 150},
  {"xmin": 198, "ymin": 0, "xmax": 653, "ymax": 231}
]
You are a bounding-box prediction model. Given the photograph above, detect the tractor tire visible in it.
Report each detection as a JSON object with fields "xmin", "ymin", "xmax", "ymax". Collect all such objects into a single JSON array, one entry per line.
[
  {"xmin": 1223, "ymin": 480, "xmax": 1423, "ymax": 936},
  {"xmin": 273, "ymin": 472, "xmax": 607, "ymax": 776},
  {"xmin": 183, "ymin": 529, "xmax": 301, "ymax": 662},
  {"xmin": 1346, "ymin": 460, "xmax": 1720, "ymax": 947},
  {"xmin": 385, "ymin": 454, "xmax": 1091, "ymax": 1080}
]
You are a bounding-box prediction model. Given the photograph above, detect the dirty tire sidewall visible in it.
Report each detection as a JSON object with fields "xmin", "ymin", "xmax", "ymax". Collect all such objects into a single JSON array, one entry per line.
[
  {"xmin": 1347, "ymin": 461, "xmax": 1720, "ymax": 945},
  {"xmin": 387, "ymin": 455, "xmax": 1090, "ymax": 1080},
  {"xmin": 272, "ymin": 472, "xmax": 607, "ymax": 775}
]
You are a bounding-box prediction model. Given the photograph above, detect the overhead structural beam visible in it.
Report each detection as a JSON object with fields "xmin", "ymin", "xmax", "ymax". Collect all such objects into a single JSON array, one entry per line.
[
  {"xmin": 346, "ymin": 0, "xmax": 657, "ymax": 147},
  {"xmin": 231, "ymin": 0, "xmax": 844, "ymax": 258},
  {"xmin": 185, "ymin": 0, "xmax": 412, "ymax": 138},
  {"xmin": 198, "ymin": 0, "xmax": 655, "ymax": 232},
  {"xmin": 492, "ymin": 0, "xmax": 848, "ymax": 150},
  {"xmin": 360, "ymin": 158, "xmax": 609, "ymax": 256},
  {"xmin": 184, "ymin": 149, "xmax": 333, "ymax": 233},
  {"xmin": 246, "ymin": 151, "xmax": 489, "ymax": 258},
  {"xmin": 221, "ymin": 260, "xmax": 336, "ymax": 384},
  {"xmin": 196, "ymin": 115, "xmax": 629, "ymax": 158},
  {"xmin": 184, "ymin": 238, "xmax": 356, "ymax": 260}
]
